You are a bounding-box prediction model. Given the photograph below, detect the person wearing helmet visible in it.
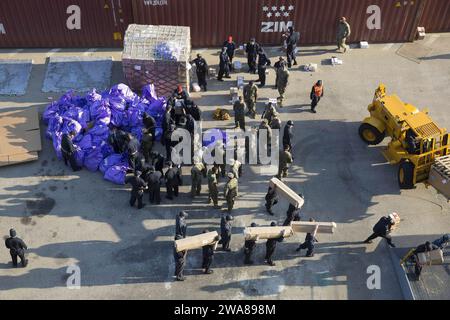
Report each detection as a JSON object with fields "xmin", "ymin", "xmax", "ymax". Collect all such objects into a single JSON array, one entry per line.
[
  {"xmin": 5, "ymin": 229, "xmax": 28, "ymax": 268},
  {"xmin": 244, "ymin": 222, "xmax": 258, "ymax": 264},
  {"xmin": 363, "ymin": 214, "xmax": 397, "ymax": 247},
  {"xmin": 173, "ymin": 234, "xmax": 187, "ymax": 281},
  {"xmin": 125, "ymin": 170, "xmax": 147, "ymax": 210},
  {"xmin": 283, "ymin": 120, "xmax": 294, "ymax": 152},
  {"xmin": 175, "ymin": 211, "xmax": 188, "ymax": 239},
  {"xmin": 265, "ymin": 222, "xmax": 285, "ymax": 266},
  {"xmin": 220, "ymin": 215, "xmax": 234, "ymax": 252},
  {"xmin": 224, "ymin": 172, "xmax": 239, "ymax": 212}
]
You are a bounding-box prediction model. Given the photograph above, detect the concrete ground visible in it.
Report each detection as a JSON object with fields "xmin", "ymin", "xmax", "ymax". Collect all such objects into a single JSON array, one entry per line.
[{"xmin": 0, "ymin": 34, "xmax": 449, "ymax": 300}]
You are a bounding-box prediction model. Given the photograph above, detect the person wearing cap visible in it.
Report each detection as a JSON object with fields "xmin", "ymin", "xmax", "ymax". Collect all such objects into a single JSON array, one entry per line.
[
  {"xmin": 224, "ymin": 172, "xmax": 239, "ymax": 212},
  {"xmin": 283, "ymin": 121, "xmax": 294, "ymax": 152},
  {"xmin": 433, "ymin": 234, "xmax": 450, "ymax": 249},
  {"xmin": 201, "ymin": 229, "xmax": 218, "ymax": 274},
  {"xmin": 337, "ymin": 17, "xmax": 351, "ymax": 53},
  {"xmin": 191, "ymin": 53, "xmax": 209, "ymax": 91},
  {"xmin": 220, "ymin": 215, "xmax": 234, "ymax": 252},
  {"xmin": 173, "ymin": 234, "xmax": 187, "ymax": 281},
  {"xmin": 191, "ymin": 162, "xmax": 207, "ymax": 197},
  {"xmin": 175, "ymin": 211, "xmax": 188, "ymax": 239},
  {"xmin": 277, "ymin": 144, "xmax": 293, "ymax": 179},
  {"xmin": 296, "ymin": 218, "xmax": 319, "ymax": 257},
  {"xmin": 146, "ymin": 166, "xmax": 162, "ymax": 205},
  {"xmin": 244, "ymin": 223, "xmax": 258, "ymax": 264},
  {"xmin": 125, "ymin": 170, "xmax": 147, "ymax": 210},
  {"xmin": 207, "ymin": 166, "xmax": 221, "ymax": 209},
  {"xmin": 276, "ymin": 64, "xmax": 289, "ymax": 107},
  {"xmin": 265, "ymin": 185, "xmax": 279, "ymax": 215},
  {"xmin": 274, "ymin": 57, "xmax": 287, "ymax": 88},
  {"xmin": 243, "ymin": 81, "xmax": 258, "ymax": 119},
  {"xmin": 5, "ymin": 229, "xmax": 28, "ymax": 268},
  {"xmin": 261, "ymin": 102, "xmax": 278, "ymax": 124},
  {"xmin": 363, "ymin": 214, "xmax": 397, "ymax": 247},
  {"xmin": 223, "ymin": 36, "xmax": 236, "ymax": 70},
  {"xmin": 165, "ymin": 161, "xmax": 181, "ymax": 200},
  {"xmin": 265, "ymin": 222, "xmax": 286, "ymax": 266},
  {"xmin": 256, "ymin": 49, "xmax": 271, "ymax": 88},
  {"xmin": 285, "ymin": 26, "xmax": 300, "ymax": 68},
  {"xmin": 172, "ymin": 85, "xmax": 190, "ymax": 103},
  {"xmin": 218, "ymin": 47, "xmax": 231, "ymax": 81},
  {"xmin": 246, "ymin": 37, "xmax": 260, "ymax": 74},
  {"xmin": 283, "ymin": 194, "xmax": 304, "ymax": 226},
  {"xmin": 233, "ymin": 96, "xmax": 247, "ymax": 131},
  {"xmin": 310, "ymin": 80, "xmax": 324, "ymax": 113}
]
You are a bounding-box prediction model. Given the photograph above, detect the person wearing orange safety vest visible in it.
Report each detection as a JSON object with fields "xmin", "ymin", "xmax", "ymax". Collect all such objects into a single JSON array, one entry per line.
[{"xmin": 310, "ymin": 80, "xmax": 324, "ymax": 113}]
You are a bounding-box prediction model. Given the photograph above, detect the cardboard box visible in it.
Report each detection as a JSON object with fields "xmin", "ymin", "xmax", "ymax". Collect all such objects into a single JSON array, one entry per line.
[
  {"xmin": 428, "ymin": 156, "xmax": 450, "ymax": 199},
  {"xmin": 175, "ymin": 231, "xmax": 219, "ymax": 252},
  {"xmin": 417, "ymin": 249, "xmax": 444, "ymax": 265},
  {"xmin": 244, "ymin": 226, "xmax": 293, "ymax": 240},
  {"xmin": 291, "ymin": 221, "xmax": 337, "ymax": 234},
  {"xmin": 303, "ymin": 63, "xmax": 318, "ymax": 72},
  {"xmin": 269, "ymin": 177, "xmax": 305, "ymax": 209},
  {"xmin": 417, "ymin": 27, "xmax": 426, "ymax": 40},
  {"xmin": 360, "ymin": 41, "xmax": 369, "ymax": 49},
  {"xmin": 192, "ymin": 82, "xmax": 201, "ymax": 92}
]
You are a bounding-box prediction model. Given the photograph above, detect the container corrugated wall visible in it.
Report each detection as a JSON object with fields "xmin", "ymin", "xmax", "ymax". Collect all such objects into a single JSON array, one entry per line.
[
  {"xmin": 0, "ymin": 0, "xmax": 133, "ymax": 48},
  {"xmin": 420, "ymin": 0, "xmax": 450, "ymax": 33},
  {"xmin": 131, "ymin": 0, "xmax": 425, "ymax": 47}
]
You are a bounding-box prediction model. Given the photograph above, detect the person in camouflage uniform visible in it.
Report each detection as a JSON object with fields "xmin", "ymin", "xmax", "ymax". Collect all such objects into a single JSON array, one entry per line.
[
  {"xmin": 191, "ymin": 162, "xmax": 207, "ymax": 197},
  {"xmin": 207, "ymin": 166, "xmax": 220, "ymax": 208},
  {"xmin": 224, "ymin": 172, "xmax": 238, "ymax": 212},
  {"xmin": 337, "ymin": 17, "xmax": 351, "ymax": 53},
  {"xmin": 277, "ymin": 144, "xmax": 294, "ymax": 179},
  {"xmin": 243, "ymin": 81, "xmax": 258, "ymax": 119},
  {"xmin": 233, "ymin": 96, "xmax": 246, "ymax": 131},
  {"xmin": 276, "ymin": 65, "xmax": 290, "ymax": 107},
  {"xmin": 261, "ymin": 102, "xmax": 278, "ymax": 124}
]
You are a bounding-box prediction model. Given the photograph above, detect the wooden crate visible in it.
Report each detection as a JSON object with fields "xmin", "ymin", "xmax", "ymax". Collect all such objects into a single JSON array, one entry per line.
[
  {"xmin": 175, "ymin": 231, "xmax": 219, "ymax": 252},
  {"xmin": 244, "ymin": 226, "xmax": 293, "ymax": 240},
  {"xmin": 269, "ymin": 177, "xmax": 304, "ymax": 209},
  {"xmin": 291, "ymin": 221, "xmax": 337, "ymax": 234}
]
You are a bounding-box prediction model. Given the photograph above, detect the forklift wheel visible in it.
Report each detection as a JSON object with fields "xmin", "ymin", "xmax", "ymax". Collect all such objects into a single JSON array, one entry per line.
[
  {"xmin": 358, "ymin": 123, "xmax": 385, "ymax": 145},
  {"xmin": 398, "ymin": 160, "xmax": 415, "ymax": 189}
]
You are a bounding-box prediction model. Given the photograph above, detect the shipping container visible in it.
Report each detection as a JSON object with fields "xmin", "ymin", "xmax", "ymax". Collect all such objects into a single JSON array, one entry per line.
[
  {"xmin": 419, "ymin": 0, "xmax": 450, "ymax": 33},
  {"xmin": 0, "ymin": 0, "xmax": 133, "ymax": 48},
  {"xmin": 131, "ymin": 0, "xmax": 425, "ymax": 47}
]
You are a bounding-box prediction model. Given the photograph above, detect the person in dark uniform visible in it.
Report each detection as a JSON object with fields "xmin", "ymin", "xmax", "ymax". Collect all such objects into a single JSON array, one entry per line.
[
  {"xmin": 217, "ymin": 47, "xmax": 231, "ymax": 81},
  {"xmin": 244, "ymin": 222, "xmax": 257, "ymax": 265},
  {"xmin": 265, "ymin": 222, "xmax": 285, "ymax": 266},
  {"xmin": 175, "ymin": 211, "xmax": 188, "ymax": 239},
  {"xmin": 5, "ymin": 229, "xmax": 28, "ymax": 268},
  {"xmin": 146, "ymin": 166, "xmax": 162, "ymax": 204},
  {"xmin": 129, "ymin": 152, "xmax": 146, "ymax": 173},
  {"xmin": 296, "ymin": 218, "xmax": 319, "ymax": 257},
  {"xmin": 173, "ymin": 235, "xmax": 187, "ymax": 281},
  {"xmin": 223, "ymin": 36, "xmax": 236, "ymax": 70},
  {"xmin": 265, "ymin": 185, "xmax": 279, "ymax": 215},
  {"xmin": 202, "ymin": 230, "xmax": 217, "ymax": 274},
  {"xmin": 61, "ymin": 131, "xmax": 81, "ymax": 172},
  {"xmin": 172, "ymin": 85, "xmax": 190, "ymax": 103},
  {"xmin": 285, "ymin": 27, "xmax": 299, "ymax": 68},
  {"xmin": 283, "ymin": 120, "xmax": 294, "ymax": 152},
  {"xmin": 151, "ymin": 151, "xmax": 165, "ymax": 176},
  {"xmin": 126, "ymin": 134, "xmax": 140, "ymax": 169},
  {"xmin": 165, "ymin": 161, "xmax": 181, "ymax": 200},
  {"xmin": 142, "ymin": 112, "xmax": 156, "ymax": 142},
  {"xmin": 108, "ymin": 127, "xmax": 128, "ymax": 154},
  {"xmin": 220, "ymin": 215, "xmax": 233, "ymax": 252},
  {"xmin": 191, "ymin": 53, "xmax": 209, "ymax": 91},
  {"xmin": 162, "ymin": 105, "xmax": 175, "ymax": 139},
  {"xmin": 141, "ymin": 128, "xmax": 154, "ymax": 163},
  {"xmin": 412, "ymin": 241, "xmax": 439, "ymax": 278},
  {"xmin": 163, "ymin": 124, "xmax": 177, "ymax": 161},
  {"xmin": 125, "ymin": 170, "xmax": 147, "ymax": 209},
  {"xmin": 363, "ymin": 215, "xmax": 397, "ymax": 247},
  {"xmin": 283, "ymin": 195, "xmax": 303, "ymax": 226},
  {"xmin": 246, "ymin": 38, "xmax": 260, "ymax": 74},
  {"xmin": 256, "ymin": 49, "xmax": 271, "ymax": 88}
]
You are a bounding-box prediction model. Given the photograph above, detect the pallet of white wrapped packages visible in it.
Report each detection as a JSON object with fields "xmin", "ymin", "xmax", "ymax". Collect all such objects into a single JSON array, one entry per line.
[
  {"xmin": 175, "ymin": 231, "xmax": 219, "ymax": 252},
  {"xmin": 360, "ymin": 41, "xmax": 369, "ymax": 49}
]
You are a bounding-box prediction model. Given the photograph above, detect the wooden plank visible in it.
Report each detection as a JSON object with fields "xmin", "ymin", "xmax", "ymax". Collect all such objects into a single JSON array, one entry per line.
[
  {"xmin": 269, "ymin": 177, "xmax": 304, "ymax": 209},
  {"xmin": 175, "ymin": 231, "xmax": 219, "ymax": 252},
  {"xmin": 291, "ymin": 221, "xmax": 337, "ymax": 234},
  {"xmin": 244, "ymin": 226, "xmax": 293, "ymax": 240}
]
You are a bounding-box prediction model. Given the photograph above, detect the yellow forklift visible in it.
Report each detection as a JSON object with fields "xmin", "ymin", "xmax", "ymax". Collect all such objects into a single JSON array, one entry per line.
[{"xmin": 359, "ymin": 84, "xmax": 449, "ymax": 189}]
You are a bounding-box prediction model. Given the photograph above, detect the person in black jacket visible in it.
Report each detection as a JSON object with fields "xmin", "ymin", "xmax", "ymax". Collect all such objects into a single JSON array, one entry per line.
[
  {"xmin": 265, "ymin": 222, "xmax": 286, "ymax": 266},
  {"xmin": 217, "ymin": 47, "xmax": 231, "ymax": 81},
  {"xmin": 364, "ymin": 215, "xmax": 396, "ymax": 247},
  {"xmin": 201, "ymin": 229, "xmax": 217, "ymax": 274},
  {"xmin": 165, "ymin": 161, "xmax": 181, "ymax": 200},
  {"xmin": 296, "ymin": 218, "xmax": 319, "ymax": 257},
  {"xmin": 108, "ymin": 127, "xmax": 128, "ymax": 154},
  {"xmin": 164, "ymin": 124, "xmax": 177, "ymax": 161},
  {"xmin": 244, "ymin": 222, "xmax": 257, "ymax": 265},
  {"xmin": 5, "ymin": 229, "xmax": 28, "ymax": 268},
  {"xmin": 283, "ymin": 197, "xmax": 303, "ymax": 226},
  {"xmin": 283, "ymin": 121, "xmax": 294, "ymax": 152},
  {"xmin": 223, "ymin": 36, "xmax": 236, "ymax": 69},
  {"xmin": 126, "ymin": 170, "xmax": 147, "ymax": 209},
  {"xmin": 142, "ymin": 113, "xmax": 156, "ymax": 142},
  {"xmin": 246, "ymin": 38, "xmax": 260, "ymax": 74},
  {"xmin": 220, "ymin": 215, "xmax": 233, "ymax": 252},
  {"xmin": 61, "ymin": 131, "xmax": 81, "ymax": 172},
  {"xmin": 191, "ymin": 53, "xmax": 209, "ymax": 91},
  {"xmin": 174, "ymin": 235, "xmax": 187, "ymax": 281},
  {"xmin": 175, "ymin": 211, "xmax": 188, "ymax": 239},
  {"xmin": 151, "ymin": 151, "xmax": 165, "ymax": 176},
  {"xmin": 285, "ymin": 27, "xmax": 299, "ymax": 68},
  {"xmin": 162, "ymin": 105, "xmax": 175, "ymax": 139},
  {"xmin": 126, "ymin": 134, "xmax": 140, "ymax": 169},
  {"xmin": 265, "ymin": 186, "xmax": 279, "ymax": 215},
  {"xmin": 146, "ymin": 166, "xmax": 162, "ymax": 204},
  {"xmin": 256, "ymin": 49, "xmax": 271, "ymax": 88},
  {"xmin": 412, "ymin": 241, "xmax": 439, "ymax": 278},
  {"xmin": 172, "ymin": 85, "xmax": 190, "ymax": 103}
]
